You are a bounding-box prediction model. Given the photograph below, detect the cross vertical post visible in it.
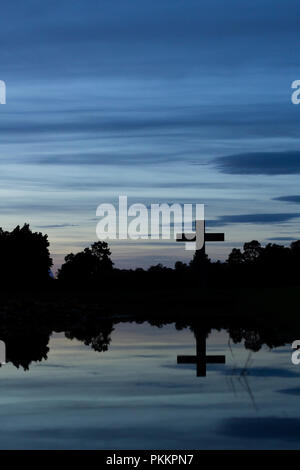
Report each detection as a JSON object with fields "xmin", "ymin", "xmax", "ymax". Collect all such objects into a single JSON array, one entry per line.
[
  {"xmin": 176, "ymin": 219, "xmax": 225, "ymax": 284},
  {"xmin": 177, "ymin": 327, "xmax": 226, "ymax": 377}
]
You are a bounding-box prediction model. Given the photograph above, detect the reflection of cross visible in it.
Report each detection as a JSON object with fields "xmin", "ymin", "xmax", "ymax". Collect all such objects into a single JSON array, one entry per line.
[{"xmin": 177, "ymin": 328, "xmax": 226, "ymax": 377}]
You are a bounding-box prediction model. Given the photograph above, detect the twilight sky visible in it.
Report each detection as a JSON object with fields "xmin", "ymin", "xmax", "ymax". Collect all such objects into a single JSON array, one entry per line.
[{"xmin": 1, "ymin": 0, "xmax": 300, "ymax": 271}]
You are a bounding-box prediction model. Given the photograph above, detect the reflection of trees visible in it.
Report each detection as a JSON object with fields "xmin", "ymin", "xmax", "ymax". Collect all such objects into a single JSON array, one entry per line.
[
  {"xmin": 65, "ymin": 320, "xmax": 114, "ymax": 353},
  {"xmin": 0, "ymin": 317, "xmax": 115, "ymax": 370},
  {"xmin": 7, "ymin": 334, "xmax": 50, "ymax": 370},
  {"xmin": 0, "ymin": 309, "xmax": 299, "ymax": 371},
  {"xmin": 0, "ymin": 329, "xmax": 51, "ymax": 371},
  {"xmin": 227, "ymin": 324, "xmax": 297, "ymax": 352},
  {"xmin": 228, "ymin": 328, "xmax": 263, "ymax": 352}
]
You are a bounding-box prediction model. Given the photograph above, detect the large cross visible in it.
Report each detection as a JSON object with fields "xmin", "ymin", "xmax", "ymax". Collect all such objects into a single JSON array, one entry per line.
[
  {"xmin": 176, "ymin": 220, "xmax": 225, "ymax": 252},
  {"xmin": 177, "ymin": 328, "xmax": 226, "ymax": 377}
]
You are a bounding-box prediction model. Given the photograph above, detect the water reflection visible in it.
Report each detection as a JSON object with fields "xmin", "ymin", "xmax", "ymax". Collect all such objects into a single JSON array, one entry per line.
[
  {"xmin": 0, "ymin": 311, "xmax": 299, "ymax": 449},
  {"xmin": 0, "ymin": 309, "xmax": 297, "ymax": 374},
  {"xmin": 177, "ymin": 327, "xmax": 226, "ymax": 376}
]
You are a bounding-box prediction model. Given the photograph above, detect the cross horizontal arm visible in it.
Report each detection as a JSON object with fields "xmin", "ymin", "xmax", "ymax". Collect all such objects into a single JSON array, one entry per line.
[
  {"xmin": 176, "ymin": 234, "xmax": 196, "ymax": 242},
  {"xmin": 177, "ymin": 355, "xmax": 197, "ymax": 364},
  {"xmin": 205, "ymin": 233, "xmax": 225, "ymax": 242},
  {"xmin": 177, "ymin": 355, "xmax": 226, "ymax": 364},
  {"xmin": 176, "ymin": 233, "xmax": 225, "ymax": 243},
  {"xmin": 205, "ymin": 355, "xmax": 226, "ymax": 364}
]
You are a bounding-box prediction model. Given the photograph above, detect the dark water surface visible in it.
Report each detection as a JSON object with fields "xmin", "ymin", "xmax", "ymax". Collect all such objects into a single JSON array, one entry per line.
[{"xmin": 0, "ymin": 321, "xmax": 299, "ymax": 449}]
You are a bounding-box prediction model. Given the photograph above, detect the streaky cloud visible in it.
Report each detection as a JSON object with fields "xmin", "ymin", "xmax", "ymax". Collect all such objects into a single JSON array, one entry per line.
[
  {"xmin": 214, "ymin": 151, "xmax": 300, "ymax": 175},
  {"xmin": 274, "ymin": 195, "xmax": 300, "ymax": 204},
  {"xmin": 207, "ymin": 213, "xmax": 300, "ymax": 227}
]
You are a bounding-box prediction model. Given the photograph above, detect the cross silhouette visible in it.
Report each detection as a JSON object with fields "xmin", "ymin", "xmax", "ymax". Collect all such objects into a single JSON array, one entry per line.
[
  {"xmin": 177, "ymin": 328, "xmax": 226, "ymax": 377},
  {"xmin": 176, "ymin": 220, "xmax": 224, "ymax": 251}
]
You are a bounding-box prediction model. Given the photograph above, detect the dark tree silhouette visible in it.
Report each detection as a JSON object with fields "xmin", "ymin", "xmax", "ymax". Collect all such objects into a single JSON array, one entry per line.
[
  {"xmin": 0, "ymin": 224, "xmax": 52, "ymax": 287},
  {"xmin": 225, "ymin": 239, "xmax": 300, "ymax": 287},
  {"xmin": 189, "ymin": 250, "xmax": 210, "ymax": 271},
  {"xmin": 148, "ymin": 263, "xmax": 170, "ymax": 273},
  {"xmin": 227, "ymin": 248, "xmax": 244, "ymax": 265},
  {"xmin": 291, "ymin": 240, "xmax": 300, "ymax": 255},
  {"xmin": 57, "ymin": 241, "xmax": 113, "ymax": 284},
  {"xmin": 174, "ymin": 261, "xmax": 189, "ymax": 272},
  {"xmin": 243, "ymin": 240, "xmax": 262, "ymax": 264}
]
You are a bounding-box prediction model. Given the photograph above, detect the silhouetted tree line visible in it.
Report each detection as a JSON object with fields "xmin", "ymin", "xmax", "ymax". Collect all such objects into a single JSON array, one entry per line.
[
  {"xmin": 57, "ymin": 240, "xmax": 113, "ymax": 284},
  {"xmin": 0, "ymin": 224, "xmax": 52, "ymax": 288},
  {"xmin": 1, "ymin": 224, "xmax": 300, "ymax": 290},
  {"xmin": 225, "ymin": 240, "xmax": 300, "ymax": 287}
]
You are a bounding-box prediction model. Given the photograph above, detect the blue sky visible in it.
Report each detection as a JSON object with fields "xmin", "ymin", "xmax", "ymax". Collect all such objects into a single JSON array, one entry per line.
[{"xmin": 1, "ymin": 0, "xmax": 300, "ymax": 270}]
